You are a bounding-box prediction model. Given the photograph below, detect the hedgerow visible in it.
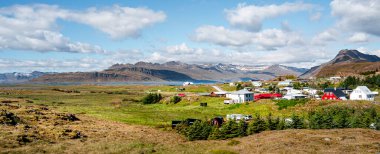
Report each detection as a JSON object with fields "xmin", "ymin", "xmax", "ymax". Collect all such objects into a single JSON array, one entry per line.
[{"xmin": 175, "ymin": 106, "xmax": 380, "ymax": 141}]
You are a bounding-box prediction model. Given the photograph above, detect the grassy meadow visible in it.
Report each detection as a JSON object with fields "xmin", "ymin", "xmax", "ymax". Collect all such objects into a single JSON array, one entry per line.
[
  {"xmin": 1, "ymin": 84, "xmax": 379, "ymax": 126},
  {"xmin": 1, "ymin": 84, "xmax": 380, "ymax": 153}
]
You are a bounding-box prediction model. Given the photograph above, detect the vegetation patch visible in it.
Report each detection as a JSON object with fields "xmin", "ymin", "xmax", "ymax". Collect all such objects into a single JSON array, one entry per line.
[
  {"xmin": 209, "ymin": 149, "xmax": 238, "ymax": 154},
  {"xmin": 0, "ymin": 110, "xmax": 22, "ymax": 126},
  {"xmin": 227, "ymin": 139, "xmax": 240, "ymax": 146},
  {"xmin": 141, "ymin": 93, "xmax": 162, "ymax": 104},
  {"xmin": 275, "ymin": 99, "xmax": 309, "ymax": 110}
]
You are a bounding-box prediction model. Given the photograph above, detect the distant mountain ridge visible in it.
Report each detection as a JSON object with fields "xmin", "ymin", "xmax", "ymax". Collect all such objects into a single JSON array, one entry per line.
[
  {"xmin": 29, "ymin": 62, "xmax": 308, "ymax": 83},
  {"xmin": 300, "ymin": 49, "xmax": 380, "ymax": 78},
  {"xmin": 0, "ymin": 71, "xmax": 55, "ymax": 83}
]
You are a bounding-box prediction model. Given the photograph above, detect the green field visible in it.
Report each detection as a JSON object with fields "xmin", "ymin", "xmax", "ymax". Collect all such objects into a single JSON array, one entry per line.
[{"xmin": 1, "ymin": 84, "xmax": 379, "ymax": 126}]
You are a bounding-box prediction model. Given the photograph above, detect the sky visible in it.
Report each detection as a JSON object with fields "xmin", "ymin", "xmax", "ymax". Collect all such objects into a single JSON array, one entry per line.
[{"xmin": 1, "ymin": 0, "xmax": 380, "ymax": 73}]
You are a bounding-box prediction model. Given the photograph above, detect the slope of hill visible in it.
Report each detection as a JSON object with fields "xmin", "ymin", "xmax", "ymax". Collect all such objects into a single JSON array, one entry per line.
[
  {"xmin": 30, "ymin": 62, "xmax": 308, "ymax": 83},
  {"xmin": 300, "ymin": 49, "xmax": 380, "ymax": 78}
]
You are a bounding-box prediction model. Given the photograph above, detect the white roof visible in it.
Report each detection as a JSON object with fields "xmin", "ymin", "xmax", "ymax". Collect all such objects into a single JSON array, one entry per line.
[
  {"xmin": 214, "ymin": 91, "xmax": 227, "ymax": 95},
  {"xmin": 227, "ymin": 89, "xmax": 253, "ymax": 95},
  {"xmin": 355, "ymin": 86, "xmax": 378, "ymax": 95},
  {"xmin": 284, "ymin": 93, "xmax": 306, "ymax": 97}
]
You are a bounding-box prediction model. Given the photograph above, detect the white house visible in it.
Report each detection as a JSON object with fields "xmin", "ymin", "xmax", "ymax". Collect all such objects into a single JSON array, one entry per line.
[
  {"xmin": 278, "ymin": 80, "xmax": 293, "ymax": 86},
  {"xmin": 283, "ymin": 93, "xmax": 307, "ymax": 100},
  {"xmin": 225, "ymin": 89, "xmax": 254, "ymax": 103},
  {"xmin": 302, "ymin": 87, "xmax": 318, "ymax": 95},
  {"xmin": 282, "ymin": 87, "xmax": 302, "ymax": 94},
  {"xmin": 251, "ymin": 81, "xmax": 262, "ymax": 87},
  {"xmin": 183, "ymin": 81, "xmax": 194, "ymax": 86},
  {"xmin": 349, "ymin": 86, "xmax": 378, "ymax": 101}
]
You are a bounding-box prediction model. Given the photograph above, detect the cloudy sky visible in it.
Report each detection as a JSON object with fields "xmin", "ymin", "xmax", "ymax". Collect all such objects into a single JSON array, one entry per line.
[{"xmin": 1, "ymin": 0, "xmax": 380, "ymax": 73}]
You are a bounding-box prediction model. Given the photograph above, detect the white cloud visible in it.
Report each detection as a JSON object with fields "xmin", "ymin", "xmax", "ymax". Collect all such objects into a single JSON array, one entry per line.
[
  {"xmin": 311, "ymin": 29, "xmax": 337, "ymax": 45},
  {"xmin": 165, "ymin": 43, "xmax": 203, "ymax": 55},
  {"xmin": 0, "ymin": 4, "xmax": 106, "ymax": 53},
  {"xmin": 347, "ymin": 32, "xmax": 369, "ymax": 43},
  {"xmin": 253, "ymin": 29, "xmax": 304, "ymax": 50},
  {"xmin": 0, "ymin": 4, "xmax": 165, "ymax": 53},
  {"xmin": 192, "ymin": 25, "xmax": 303, "ymax": 50},
  {"xmin": 0, "ymin": 49, "xmax": 145, "ymax": 72},
  {"xmin": 310, "ymin": 12, "xmax": 322, "ymax": 21},
  {"xmin": 331, "ymin": 0, "xmax": 380, "ymax": 36},
  {"xmin": 192, "ymin": 25, "xmax": 253, "ymax": 46},
  {"xmin": 68, "ymin": 5, "xmax": 166, "ymax": 39},
  {"xmin": 225, "ymin": 2, "xmax": 313, "ymax": 31}
]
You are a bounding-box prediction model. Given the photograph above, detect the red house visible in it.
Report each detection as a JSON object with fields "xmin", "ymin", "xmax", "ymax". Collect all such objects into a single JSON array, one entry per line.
[
  {"xmin": 254, "ymin": 93, "xmax": 282, "ymax": 100},
  {"xmin": 321, "ymin": 88, "xmax": 347, "ymax": 100}
]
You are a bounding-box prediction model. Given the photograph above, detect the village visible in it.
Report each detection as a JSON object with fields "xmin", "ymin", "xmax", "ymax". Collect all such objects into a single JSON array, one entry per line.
[{"xmin": 170, "ymin": 75, "xmax": 380, "ymax": 129}]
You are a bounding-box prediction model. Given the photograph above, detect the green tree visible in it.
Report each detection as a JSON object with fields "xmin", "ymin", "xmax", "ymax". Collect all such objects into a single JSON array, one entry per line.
[
  {"xmin": 170, "ymin": 96, "xmax": 181, "ymax": 104},
  {"xmin": 293, "ymin": 82, "xmax": 302, "ymax": 90},
  {"xmin": 141, "ymin": 93, "xmax": 162, "ymax": 104},
  {"xmin": 208, "ymin": 126, "xmax": 223, "ymax": 140},
  {"xmin": 185, "ymin": 120, "xmax": 212, "ymax": 141},
  {"xmin": 247, "ymin": 114, "xmax": 267, "ymax": 135},
  {"xmin": 267, "ymin": 113, "xmax": 279, "ymax": 130},
  {"xmin": 219, "ymin": 120, "xmax": 245, "ymax": 139},
  {"xmin": 289, "ymin": 114, "xmax": 305, "ymax": 129},
  {"xmin": 236, "ymin": 83, "xmax": 243, "ymax": 91}
]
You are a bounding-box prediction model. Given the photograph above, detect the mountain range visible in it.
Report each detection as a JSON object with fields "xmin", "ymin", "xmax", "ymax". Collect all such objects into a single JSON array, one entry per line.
[
  {"xmin": 3, "ymin": 49, "xmax": 377, "ymax": 84},
  {"xmin": 300, "ymin": 49, "xmax": 380, "ymax": 78},
  {"xmin": 0, "ymin": 71, "xmax": 54, "ymax": 83},
  {"xmin": 29, "ymin": 62, "xmax": 307, "ymax": 83}
]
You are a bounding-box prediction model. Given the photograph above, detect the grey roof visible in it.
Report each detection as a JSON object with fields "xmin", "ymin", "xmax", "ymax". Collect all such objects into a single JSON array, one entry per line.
[{"xmin": 324, "ymin": 88, "xmax": 346, "ymax": 98}]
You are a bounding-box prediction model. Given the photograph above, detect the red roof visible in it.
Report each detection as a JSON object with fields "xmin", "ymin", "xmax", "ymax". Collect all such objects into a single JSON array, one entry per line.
[
  {"xmin": 178, "ymin": 93, "xmax": 186, "ymax": 97},
  {"xmin": 254, "ymin": 93, "xmax": 282, "ymax": 100}
]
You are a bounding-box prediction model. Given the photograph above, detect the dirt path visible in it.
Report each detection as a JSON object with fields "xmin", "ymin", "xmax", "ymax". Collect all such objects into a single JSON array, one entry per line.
[{"xmin": 212, "ymin": 86, "xmax": 226, "ymax": 92}]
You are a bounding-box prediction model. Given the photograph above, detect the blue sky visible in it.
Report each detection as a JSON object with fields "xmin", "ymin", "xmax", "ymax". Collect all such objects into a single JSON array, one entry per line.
[{"xmin": 0, "ymin": 0, "xmax": 379, "ymax": 72}]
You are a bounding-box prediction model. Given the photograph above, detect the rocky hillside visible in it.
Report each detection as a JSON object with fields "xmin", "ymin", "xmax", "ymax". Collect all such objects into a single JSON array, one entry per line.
[
  {"xmin": 30, "ymin": 62, "xmax": 308, "ymax": 83},
  {"xmin": 300, "ymin": 49, "xmax": 380, "ymax": 78}
]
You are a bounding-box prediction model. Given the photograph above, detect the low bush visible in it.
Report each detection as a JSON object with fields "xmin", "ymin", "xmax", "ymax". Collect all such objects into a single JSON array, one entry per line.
[
  {"xmin": 184, "ymin": 120, "xmax": 212, "ymax": 141},
  {"xmin": 170, "ymin": 96, "xmax": 181, "ymax": 104},
  {"xmin": 0, "ymin": 110, "xmax": 21, "ymax": 126},
  {"xmin": 247, "ymin": 114, "xmax": 267, "ymax": 135},
  {"xmin": 141, "ymin": 93, "xmax": 162, "ymax": 104}
]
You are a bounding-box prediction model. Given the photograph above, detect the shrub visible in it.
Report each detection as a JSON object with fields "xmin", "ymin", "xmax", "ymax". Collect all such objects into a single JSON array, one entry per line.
[
  {"xmin": 208, "ymin": 126, "xmax": 223, "ymax": 140},
  {"xmin": 217, "ymin": 120, "xmax": 247, "ymax": 139},
  {"xmin": 267, "ymin": 113, "xmax": 280, "ymax": 130},
  {"xmin": 287, "ymin": 114, "xmax": 305, "ymax": 129},
  {"xmin": 375, "ymin": 116, "xmax": 380, "ymax": 130},
  {"xmin": 247, "ymin": 114, "xmax": 267, "ymax": 135},
  {"xmin": 0, "ymin": 110, "xmax": 21, "ymax": 126},
  {"xmin": 236, "ymin": 83, "xmax": 243, "ymax": 91},
  {"xmin": 141, "ymin": 93, "xmax": 162, "ymax": 104},
  {"xmin": 184, "ymin": 120, "xmax": 212, "ymax": 141},
  {"xmin": 170, "ymin": 96, "xmax": 181, "ymax": 104}
]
